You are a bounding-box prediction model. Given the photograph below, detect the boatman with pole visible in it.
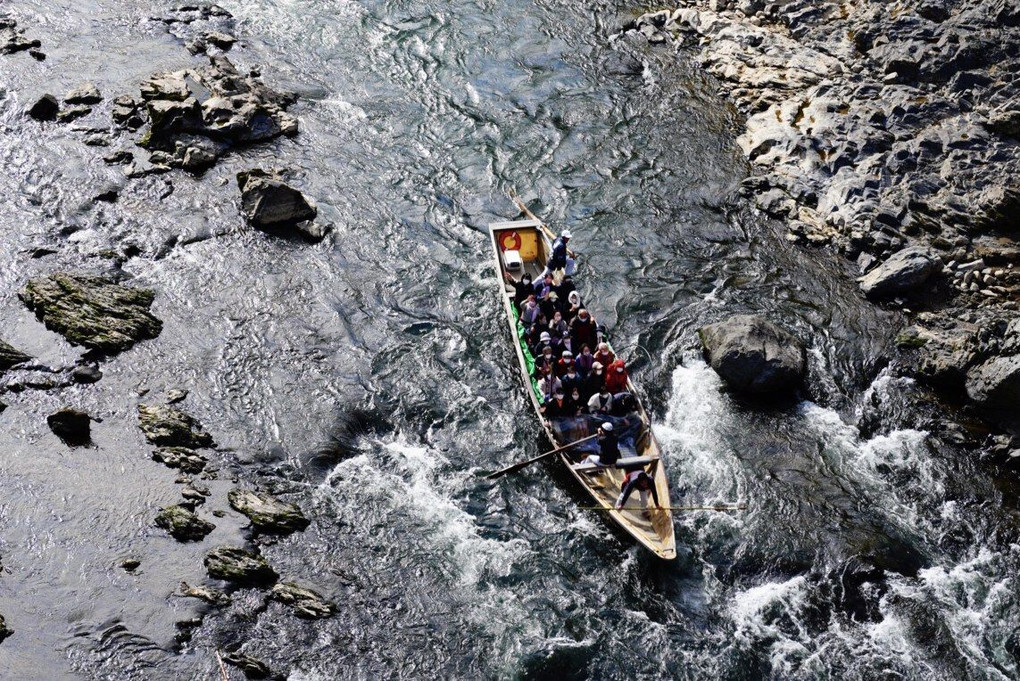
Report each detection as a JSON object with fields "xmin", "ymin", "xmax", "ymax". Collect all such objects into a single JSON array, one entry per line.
[
  {"xmin": 578, "ymin": 422, "xmax": 621, "ymax": 468},
  {"xmin": 539, "ymin": 228, "xmax": 575, "ymax": 279}
]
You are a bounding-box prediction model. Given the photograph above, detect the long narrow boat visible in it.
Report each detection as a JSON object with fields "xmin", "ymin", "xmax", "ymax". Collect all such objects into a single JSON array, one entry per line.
[{"xmin": 489, "ymin": 218, "xmax": 676, "ymax": 560}]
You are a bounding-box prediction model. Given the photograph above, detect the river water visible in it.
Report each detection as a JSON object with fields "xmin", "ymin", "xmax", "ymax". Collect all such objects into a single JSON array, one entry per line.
[{"xmin": 0, "ymin": 0, "xmax": 1018, "ymax": 678}]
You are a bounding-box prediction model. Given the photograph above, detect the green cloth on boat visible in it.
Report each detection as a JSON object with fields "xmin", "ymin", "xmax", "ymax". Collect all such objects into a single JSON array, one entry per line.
[{"xmin": 511, "ymin": 303, "xmax": 542, "ymax": 401}]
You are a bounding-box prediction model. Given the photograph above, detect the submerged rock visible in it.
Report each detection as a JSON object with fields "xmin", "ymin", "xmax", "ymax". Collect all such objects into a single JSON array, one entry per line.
[
  {"xmin": 228, "ymin": 489, "xmax": 310, "ymax": 534},
  {"xmin": 222, "ymin": 652, "xmax": 276, "ymax": 680},
  {"xmin": 20, "ymin": 274, "xmax": 162, "ymax": 353},
  {"xmin": 0, "ymin": 339, "xmax": 31, "ymax": 371},
  {"xmin": 699, "ymin": 315, "xmax": 806, "ymax": 394},
  {"xmin": 138, "ymin": 404, "xmax": 214, "ymax": 448},
  {"xmin": 155, "ymin": 505, "xmax": 215, "ymax": 541},
  {"xmin": 237, "ymin": 170, "xmax": 323, "ymax": 240},
  {"xmin": 858, "ymin": 247, "xmax": 940, "ymax": 300},
  {"xmin": 179, "ymin": 581, "xmax": 230, "ymax": 606},
  {"xmin": 270, "ymin": 582, "xmax": 336, "ymax": 619},
  {"xmin": 204, "ymin": 546, "xmax": 278, "ymax": 585},
  {"xmin": 47, "ymin": 407, "xmax": 91, "ymax": 444}
]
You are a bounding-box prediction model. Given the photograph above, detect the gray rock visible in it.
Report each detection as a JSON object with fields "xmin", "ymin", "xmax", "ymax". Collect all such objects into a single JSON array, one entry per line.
[
  {"xmin": 71, "ymin": 363, "xmax": 103, "ymax": 384},
  {"xmin": 270, "ymin": 582, "xmax": 336, "ymax": 619},
  {"xmin": 19, "ymin": 274, "xmax": 162, "ymax": 353},
  {"xmin": 222, "ymin": 652, "xmax": 275, "ymax": 679},
  {"xmin": 965, "ymin": 355, "xmax": 1020, "ymax": 411},
  {"xmin": 120, "ymin": 558, "xmax": 141, "ymax": 571},
  {"xmin": 64, "ymin": 83, "xmax": 102, "ymax": 105},
  {"xmin": 857, "ymin": 247, "xmax": 940, "ymax": 299},
  {"xmin": 155, "ymin": 505, "xmax": 215, "ymax": 541},
  {"xmin": 47, "ymin": 407, "xmax": 91, "ymax": 444},
  {"xmin": 204, "ymin": 546, "xmax": 278, "ymax": 585},
  {"xmin": 0, "ymin": 613, "xmax": 12, "ymax": 644},
  {"xmin": 0, "ymin": 339, "xmax": 31, "ymax": 371},
  {"xmin": 56, "ymin": 106, "xmax": 91, "ymax": 123},
  {"xmin": 698, "ymin": 315, "xmax": 806, "ymax": 394},
  {"xmin": 138, "ymin": 405, "xmax": 214, "ymax": 449},
  {"xmin": 237, "ymin": 170, "xmax": 318, "ymax": 235},
  {"xmin": 27, "ymin": 94, "xmax": 58, "ymax": 121},
  {"xmin": 179, "ymin": 581, "xmax": 230, "ymax": 606},
  {"xmin": 228, "ymin": 489, "xmax": 310, "ymax": 534},
  {"xmin": 204, "ymin": 32, "xmax": 236, "ymax": 49}
]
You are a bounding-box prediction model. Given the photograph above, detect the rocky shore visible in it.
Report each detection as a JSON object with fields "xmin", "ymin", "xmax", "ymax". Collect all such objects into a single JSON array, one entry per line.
[{"xmin": 632, "ymin": 0, "xmax": 1020, "ymax": 441}]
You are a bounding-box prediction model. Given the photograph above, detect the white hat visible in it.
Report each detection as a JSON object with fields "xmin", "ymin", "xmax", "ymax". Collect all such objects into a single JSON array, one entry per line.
[
  {"xmin": 561, "ymin": 229, "xmax": 572, "ymax": 239},
  {"xmin": 600, "ymin": 422, "xmax": 613, "ymax": 432},
  {"xmin": 540, "ymin": 332, "xmax": 551, "ymax": 341},
  {"xmin": 562, "ymin": 350, "xmax": 572, "ymax": 357},
  {"xmin": 592, "ymin": 362, "xmax": 603, "ymax": 370}
]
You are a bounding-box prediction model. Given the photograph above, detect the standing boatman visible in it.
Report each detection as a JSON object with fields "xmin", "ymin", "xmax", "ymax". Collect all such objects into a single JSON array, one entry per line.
[{"xmin": 539, "ymin": 228, "xmax": 576, "ymax": 278}]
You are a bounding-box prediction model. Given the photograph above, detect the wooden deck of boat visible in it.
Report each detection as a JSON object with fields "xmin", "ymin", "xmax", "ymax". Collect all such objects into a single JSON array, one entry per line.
[{"xmin": 489, "ymin": 218, "xmax": 676, "ymax": 560}]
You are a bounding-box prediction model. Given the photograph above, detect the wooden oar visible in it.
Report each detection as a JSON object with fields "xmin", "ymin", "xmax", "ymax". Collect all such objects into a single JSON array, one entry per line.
[
  {"xmin": 486, "ymin": 434, "xmax": 598, "ymax": 480},
  {"xmin": 580, "ymin": 505, "xmax": 748, "ymax": 512},
  {"xmin": 508, "ymin": 191, "xmax": 577, "ymax": 257}
]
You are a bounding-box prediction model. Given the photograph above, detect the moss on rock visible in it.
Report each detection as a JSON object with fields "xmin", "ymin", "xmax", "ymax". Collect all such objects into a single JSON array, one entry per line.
[
  {"xmin": 19, "ymin": 273, "xmax": 162, "ymax": 353},
  {"xmin": 155, "ymin": 505, "xmax": 215, "ymax": 541},
  {"xmin": 138, "ymin": 404, "xmax": 214, "ymax": 448},
  {"xmin": 204, "ymin": 546, "xmax": 278, "ymax": 586}
]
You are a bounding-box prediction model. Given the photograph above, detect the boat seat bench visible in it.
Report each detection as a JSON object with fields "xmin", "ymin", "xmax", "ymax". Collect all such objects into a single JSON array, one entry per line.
[{"xmin": 572, "ymin": 455, "xmax": 657, "ymax": 474}]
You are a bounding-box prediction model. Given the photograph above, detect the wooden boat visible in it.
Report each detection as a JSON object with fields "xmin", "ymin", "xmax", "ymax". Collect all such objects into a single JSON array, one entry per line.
[{"xmin": 489, "ymin": 218, "xmax": 677, "ymax": 560}]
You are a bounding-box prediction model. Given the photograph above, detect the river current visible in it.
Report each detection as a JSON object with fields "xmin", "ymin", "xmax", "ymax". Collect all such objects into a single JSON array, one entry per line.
[{"xmin": 0, "ymin": 0, "xmax": 1017, "ymax": 678}]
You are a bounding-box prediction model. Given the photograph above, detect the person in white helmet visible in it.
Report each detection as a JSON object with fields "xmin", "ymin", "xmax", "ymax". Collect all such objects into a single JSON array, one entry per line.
[
  {"xmin": 578, "ymin": 422, "xmax": 620, "ymax": 468},
  {"xmin": 539, "ymin": 229, "xmax": 574, "ymax": 278}
]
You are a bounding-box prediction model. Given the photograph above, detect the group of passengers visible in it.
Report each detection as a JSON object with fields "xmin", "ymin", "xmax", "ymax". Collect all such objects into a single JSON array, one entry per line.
[{"xmin": 503, "ymin": 239, "xmax": 633, "ymax": 421}]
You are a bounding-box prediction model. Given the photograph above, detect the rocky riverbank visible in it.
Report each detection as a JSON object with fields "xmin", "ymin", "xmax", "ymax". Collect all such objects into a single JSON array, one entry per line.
[{"xmin": 632, "ymin": 0, "xmax": 1020, "ymax": 441}]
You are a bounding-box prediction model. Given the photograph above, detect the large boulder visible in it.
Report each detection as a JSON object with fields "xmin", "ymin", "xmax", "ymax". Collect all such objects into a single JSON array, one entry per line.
[
  {"xmin": 138, "ymin": 404, "xmax": 214, "ymax": 448},
  {"xmin": 228, "ymin": 489, "xmax": 309, "ymax": 534},
  {"xmin": 965, "ymin": 355, "xmax": 1020, "ymax": 411},
  {"xmin": 699, "ymin": 315, "xmax": 806, "ymax": 394},
  {"xmin": 20, "ymin": 274, "xmax": 162, "ymax": 353},
  {"xmin": 858, "ymin": 247, "xmax": 940, "ymax": 300},
  {"xmin": 155, "ymin": 505, "xmax": 215, "ymax": 542},
  {"xmin": 204, "ymin": 546, "xmax": 278, "ymax": 586},
  {"xmin": 237, "ymin": 170, "xmax": 323, "ymax": 240},
  {"xmin": 270, "ymin": 582, "xmax": 336, "ymax": 619},
  {"xmin": 0, "ymin": 339, "xmax": 31, "ymax": 371}
]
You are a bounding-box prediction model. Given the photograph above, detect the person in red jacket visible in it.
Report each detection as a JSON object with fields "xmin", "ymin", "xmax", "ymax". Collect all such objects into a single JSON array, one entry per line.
[{"xmin": 604, "ymin": 358, "xmax": 629, "ymax": 394}]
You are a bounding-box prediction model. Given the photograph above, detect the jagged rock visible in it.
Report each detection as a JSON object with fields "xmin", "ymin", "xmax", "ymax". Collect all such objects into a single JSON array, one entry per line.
[
  {"xmin": 179, "ymin": 581, "xmax": 230, "ymax": 606},
  {"xmin": 103, "ymin": 149, "xmax": 134, "ymax": 165},
  {"xmin": 153, "ymin": 446, "xmax": 208, "ymax": 473},
  {"xmin": 698, "ymin": 315, "xmax": 806, "ymax": 394},
  {"xmin": 1, "ymin": 17, "xmax": 40, "ymax": 55},
  {"xmin": 0, "ymin": 339, "xmax": 31, "ymax": 371},
  {"xmin": 204, "ymin": 546, "xmax": 278, "ymax": 586},
  {"xmin": 20, "ymin": 274, "xmax": 162, "ymax": 353},
  {"xmin": 222, "ymin": 652, "xmax": 276, "ymax": 680},
  {"xmin": 56, "ymin": 106, "xmax": 91, "ymax": 123},
  {"xmin": 858, "ymin": 247, "xmax": 940, "ymax": 299},
  {"xmin": 127, "ymin": 56, "xmax": 297, "ymax": 172},
  {"xmin": 228, "ymin": 489, "xmax": 309, "ymax": 534},
  {"xmin": 965, "ymin": 355, "xmax": 1020, "ymax": 412},
  {"xmin": 155, "ymin": 505, "xmax": 215, "ymax": 541},
  {"xmin": 270, "ymin": 582, "xmax": 336, "ymax": 619},
  {"xmin": 138, "ymin": 404, "xmax": 214, "ymax": 448},
  {"xmin": 237, "ymin": 170, "xmax": 319, "ymax": 237},
  {"xmin": 47, "ymin": 407, "xmax": 91, "ymax": 444},
  {"xmin": 897, "ymin": 324, "xmax": 978, "ymax": 389},
  {"xmin": 0, "ymin": 613, "xmax": 12, "ymax": 644},
  {"xmin": 64, "ymin": 83, "xmax": 102, "ymax": 105},
  {"xmin": 204, "ymin": 31, "xmax": 236, "ymax": 49},
  {"xmin": 26, "ymin": 94, "xmax": 58, "ymax": 121}
]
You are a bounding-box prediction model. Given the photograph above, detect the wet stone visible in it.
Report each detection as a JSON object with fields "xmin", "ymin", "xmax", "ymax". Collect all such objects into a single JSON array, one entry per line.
[
  {"xmin": 237, "ymin": 169, "xmax": 319, "ymax": 237},
  {"xmin": 138, "ymin": 404, "xmax": 214, "ymax": 448},
  {"xmin": 699, "ymin": 315, "xmax": 806, "ymax": 395},
  {"xmin": 0, "ymin": 339, "xmax": 31, "ymax": 371},
  {"xmin": 270, "ymin": 582, "xmax": 336, "ymax": 619},
  {"xmin": 155, "ymin": 504, "xmax": 215, "ymax": 541},
  {"xmin": 152, "ymin": 446, "xmax": 208, "ymax": 473},
  {"xmin": 0, "ymin": 613, "xmax": 12, "ymax": 644},
  {"xmin": 47, "ymin": 407, "xmax": 91, "ymax": 445},
  {"xmin": 204, "ymin": 546, "xmax": 278, "ymax": 586},
  {"xmin": 179, "ymin": 581, "xmax": 231, "ymax": 606},
  {"xmin": 64, "ymin": 83, "xmax": 102, "ymax": 105},
  {"xmin": 120, "ymin": 558, "xmax": 141, "ymax": 571},
  {"xmin": 222, "ymin": 652, "xmax": 277, "ymax": 680},
  {"xmin": 19, "ymin": 274, "xmax": 162, "ymax": 353},
  {"xmin": 228, "ymin": 489, "xmax": 310, "ymax": 534},
  {"xmin": 71, "ymin": 363, "xmax": 103, "ymax": 384},
  {"xmin": 26, "ymin": 94, "xmax": 58, "ymax": 121}
]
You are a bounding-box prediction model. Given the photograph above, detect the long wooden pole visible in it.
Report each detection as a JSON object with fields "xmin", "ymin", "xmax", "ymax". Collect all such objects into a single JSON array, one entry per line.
[
  {"xmin": 580, "ymin": 505, "xmax": 748, "ymax": 512},
  {"xmin": 486, "ymin": 434, "xmax": 598, "ymax": 480}
]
